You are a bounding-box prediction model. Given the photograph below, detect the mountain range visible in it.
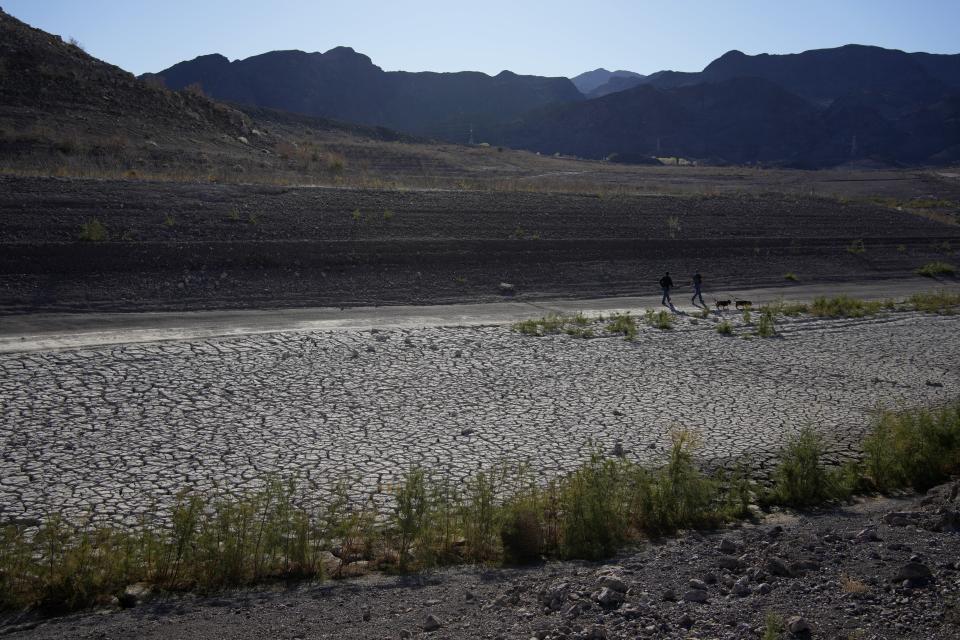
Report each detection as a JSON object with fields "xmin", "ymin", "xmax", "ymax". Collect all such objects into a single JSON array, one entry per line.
[
  {"xmin": 145, "ymin": 49, "xmax": 582, "ymax": 141},
  {"xmin": 4, "ymin": 2, "xmax": 958, "ymax": 169}
]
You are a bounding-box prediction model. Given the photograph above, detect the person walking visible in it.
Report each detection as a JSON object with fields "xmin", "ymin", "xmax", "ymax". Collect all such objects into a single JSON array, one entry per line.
[
  {"xmin": 659, "ymin": 271, "xmax": 674, "ymax": 307},
  {"xmin": 691, "ymin": 271, "xmax": 705, "ymax": 307}
]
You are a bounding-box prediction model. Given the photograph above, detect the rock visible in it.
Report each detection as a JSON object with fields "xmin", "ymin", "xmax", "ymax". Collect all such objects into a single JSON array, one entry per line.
[
  {"xmin": 854, "ymin": 527, "xmax": 880, "ymax": 543},
  {"xmin": 662, "ymin": 589, "xmax": 677, "ymax": 602},
  {"xmin": 597, "ymin": 574, "xmax": 629, "ymax": 593},
  {"xmin": 422, "ymin": 614, "xmax": 443, "ymax": 632},
  {"xmin": 732, "ymin": 576, "xmax": 751, "ymax": 596},
  {"xmin": 618, "ymin": 604, "xmax": 644, "ymax": 619},
  {"xmin": 540, "ymin": 582, "xmax": 570, "ymax": 610},
  {"xmin": 399, "ymin": 630, "xmax": 412, "ymax": 639},
  {"xmin": 787, "ymin": 616, "xmax": 811, "ymax": 634},
  {"xmin": 767, "ymin": 525, "xmax": 784, "ymax": 538},
  {"xmin": 893, "ymin": 562, "xmax": 932, "ymax": 584},
  {"xmin": 460, "ymin": 427, "xmax": 475, "ymax": 437},
  {"xmin": 682, "ymin": 589, "xmax": 708, "ymax": 603},
  {"xmin": 594, "ymin": 587, "xmax": 625, "ymax": 609},
  {"xmin": 717, "ymin": 555, "xmax": 743, "ymax": 572},
  {"xmin": 612, "ymin": 442, "xmax": 625, "ymax": 457},
  {"xmin": 678, "ymin": 613, "xmax": 695, "ymax": 629},
  {"xmin": 118, "ymin": 583, "xmax": 151, "ymax": 608},
  {"xmin": 688, "ymin": 578, "xmax": 708, "ymax": 591},
  {"xmin": 883, "ymin": 511, "xmax": 922, "ymax": 526},
  {"xmin": 936, "ymin": 509, "xmax": 960, "ymax": 533},
  {"xmin": 498, "ymin": 282, "xmax": 516, "ymax": 295},
  {"xmin": 587, "ymin": 625, "xmax": 607, "ymax": 639},
  {"xmin": 757, "ymin": 582, "xmax": 772, "ymax": 595},
  {"xmin": 361, "ymin": 607, "xmax": 371, "ymax": 621},
  {"xmin": 718, "ymin": 538, "xmax": 739, "ymax": 554},
  {"xmin": 767, "ymin": 557, "xmax": 793, "ymax": 577}
]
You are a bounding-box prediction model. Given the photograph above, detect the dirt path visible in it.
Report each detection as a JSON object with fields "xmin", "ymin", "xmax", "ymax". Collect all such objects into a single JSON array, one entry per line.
[{"xmin": 1, "ymin": 278, "xmax": 956, "ymax": 353}]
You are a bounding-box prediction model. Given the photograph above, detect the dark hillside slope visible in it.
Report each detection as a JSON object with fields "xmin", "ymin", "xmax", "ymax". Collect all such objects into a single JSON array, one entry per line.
[{"xmin": 148, "ymin": 49, "xmax": 583, "ymax": 140}]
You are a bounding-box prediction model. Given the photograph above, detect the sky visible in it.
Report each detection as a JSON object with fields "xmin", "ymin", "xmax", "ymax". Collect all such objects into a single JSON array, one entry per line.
[{"xmin": 5, "ymin": 0, "xmax": 959, "ymax": 78}]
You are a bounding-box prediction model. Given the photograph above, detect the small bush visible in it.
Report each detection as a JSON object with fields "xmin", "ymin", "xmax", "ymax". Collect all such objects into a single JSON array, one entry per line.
[
  {"xmin": 666, "ymin": 215, "xmax": 681, "ymax": 238},
  {"xmin": 763, "ymin": 612, "xmax": 784, "ymax": 640},
  {"xmin": 643, "ymin": 309, "xmax": 673, "ymax": 330},
  {"xmin": 846, "ymin": 239, "xmax": 866, "ymax": 255},
  {"xmin": 810, "ymin": 296, "xmax": 882, "ymax": 318},
  {"xmin": 78, "ymin": 218, "xmax": 107, "ymax": 242},
  {"xmin": 767, "ymin": 428, "xmax": 847, "ymax": 507},
  {"xmin": 716, "ymin": 320, "xmax": 733, "ymax": 335},
  {"xmin": 784, "ymin": 272, "xmax": 798, "ymax": 281},
  {"xmin": 382, "ymin": 209, "xmax": 394, "ymax": 222},
  {"xmin": 756, "ymin": 308, "xmax": 777, "ymax": 337},
  {"xmin": 909, "ymin": 290, "xmax": 960, "ymax": 314},
  {"xmin": 607, "ymin": 312, "xmax": 638, "ymax": 339},
  {"xmin": 163, "ymin": 214, "xmax": 176, "ymax": 228},
  {"xmin": 742, "ymin": 308, "xmax": 752, "ymax": 325},
  {"xmin": 863, "ymin": 402, "xmax": 960, "ymax": 491},
  {"xmin": 916, "ymin": 261, "xmax": 956, "ymax": 277}
]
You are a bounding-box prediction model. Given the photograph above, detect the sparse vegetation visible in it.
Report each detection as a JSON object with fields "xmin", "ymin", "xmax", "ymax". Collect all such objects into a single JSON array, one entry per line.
[
  {"xmin": 716, "ymin": 320, "xmax": 733, "ymax": 335},
  {"xmin": 644, "ymin": 309, "xmax": 673, "ymax": 330},
  {"xmin": 765, "ymin": 428, "xmax": 852, "ymax": 507},
  {"xmin": 163, "ymin": 214, "xmax": 176, "ymax": 228},
  {"xmin": 916, "ymin": 261, "xmax": 956, "ymax": 277},
  {"xmin": 606, "ymin": 312, "xmax": 638, "ymax": 339},
  {"xmin": 762, "ymin": 299, "xmax": 808, "ymax": 317},
  {"xmin": 666, "ymin": 215, "xmax": 681, "ymax": 238},
  {"xmin": 4, "ymin": 401, "xmax": 960, "ymax": 613},
  {"xmin": 756, "ymin": 308, "xmax": 777, "ymax": 337},
  {"xmin": 908, "ymin": 290, "xmax": 960, "ymax": 314},
  {"xmin": 846, "ymin": 239, "xmax": 866, "ymax": 255},
  {"xmin": 763, "ymin": 612, "xmax": 784, "ymax": 640},
  {"xmin": 77, "ymin": 218, "xmax": 107, "ymax": 242},
  {"xmin": 742, "ymin": 307, "xmax": 752, "ymax": 324},
  {"xmin": 382, "ymin": 209, "xmax": 394, "ymax": 222},
  {"xmin": 862, "ymin": 401, "xmax": 960, "ymax": 492},
  {"xmin": 810, "ymin": 295, "xmax": 882, "ymax": 318},
  {"xmin": 784, "ymin": 272, "xmax": 798, "ymax": 281}
]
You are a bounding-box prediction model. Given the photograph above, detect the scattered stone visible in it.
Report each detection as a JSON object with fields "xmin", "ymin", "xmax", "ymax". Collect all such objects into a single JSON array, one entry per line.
[
  {"xmin": 662, "ymin": 589, "xmax": 677, "ymax": 602},
  {"xmin": 893, "ymin": 562, "xmax": 932, "ymax": 585},
  {"xmin": 717, "ymin": 555, "xmax": 743, "ymax": 572},
  {"xmin": 682, "ymin": 589, "xmax": 709, "ymax": 603},
  {"xmin": 498, "ymin": 282, "xmax": 516, "ymax": 295},
  {"xmin": 767, "ymin": 557, "xmax": 793, "ymax": 577},
  {"xmin": 757, "ymin": 582, "xmax": 772, "ymax": 595},
  {"xmin": 787, "ymin": 616, "xmax": 811, "ymax": 634},
  {"xmin": 422, "ymin": 613, "xmax": 443, "ymax": 632},
  {"xmin": 594, "ymin": 587, "xmax": 625, "ymax": 609},
  {"xmin": 718, "ymin": 538, "xmax": 739, "ymax": 554},
  {"xmin": 688, "ymin": 578, "xmax": 708, "ymax": 591},
  {"xmin": 733, "ymin": 576, "xmax": 751, "ymax": 596},
  {"xmin": 678, "ymin": 613, "xmax": 695, "ymax": 629},
  {"xmin": 118, "ymin": 583, "xmax": 151, "ymax": 608},
  {"xmin": 596, "ymin": 573, "xmax": 628, "ymax": 592}
]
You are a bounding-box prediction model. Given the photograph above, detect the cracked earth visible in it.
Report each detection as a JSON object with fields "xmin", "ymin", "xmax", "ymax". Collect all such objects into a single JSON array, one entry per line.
[{"xmin": 1, "ymin": 310, "xmax": 958, "ymax": 527}]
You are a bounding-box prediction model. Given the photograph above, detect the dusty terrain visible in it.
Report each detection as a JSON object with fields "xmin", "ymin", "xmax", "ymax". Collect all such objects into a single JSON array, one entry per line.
[
  {"xmin": 2, "ymin": 481, "xmax": 959, "ymax": 639},
  {"xmin": 1, "ymin": 304, "xmax": 957, "ymax": 528},
  {"xmin": 2, "ymin": 174, "xmax": 958, "ymax": 314}
]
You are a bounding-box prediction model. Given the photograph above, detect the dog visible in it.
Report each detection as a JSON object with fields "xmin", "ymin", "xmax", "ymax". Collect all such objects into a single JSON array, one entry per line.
[
  {"xmin": 735, "ymin": 300, "xmax": 753, "ymax": 310},
  {"xmin": 715, "ymin": 299, "xmax": 731, "ymax": 311}
]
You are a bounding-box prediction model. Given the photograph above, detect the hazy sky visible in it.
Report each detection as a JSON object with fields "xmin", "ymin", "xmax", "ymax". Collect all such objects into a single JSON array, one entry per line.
[{"xmin": 5, "ymin": 0, "xmax": 959, "ymax": 78}]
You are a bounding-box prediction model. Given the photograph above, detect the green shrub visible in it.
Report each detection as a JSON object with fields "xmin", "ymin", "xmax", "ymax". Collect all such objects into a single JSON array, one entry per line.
[
  {"xmin": 756, "ymin": 308, "xmax": 777, "ymax": 337},
  {"xmin": 638, "ymin": 431, "xmax": 721, "ymax": 533},
  {"xmin": 810, "ymin": 295, "xmax": 882, "ymax": 318},
  {"xmin": 607, "ymin": 312, "xmax": 638, "ymax": 339},
  {"xmin": 784, "ymin": 272, "xmax": 798, "ymax": 281},
  {"xmin": 559, "ymin": 454, "xmax": 630, "ymax": 559},
  {"xmin": 78, "ymin": 218, "xmax": 107, "ymax": 242},
  {"xmin": 916, "ymin": 261, "xmax": 956, "ymax": 277},
  {"xmin": 643, "ymin": 309, "xmax": 673, "ymax": 330},
  {"xmin": 767, "ymin": 428, "xmax": 846, "ymax": 507},
  {"xmin": 716, "ymin": 320, "xmax": 733, "ymax": 335},
  {"xmin": 863, "ymin": 402, "xmax": 960, "ymax": 491},
  {"xmin": 763, "ymin": 299, "xmax": 808, "ymax": 317},
  {"xmin": 909, "ymin": 290, "xmax": 960, "ymax": 314}
]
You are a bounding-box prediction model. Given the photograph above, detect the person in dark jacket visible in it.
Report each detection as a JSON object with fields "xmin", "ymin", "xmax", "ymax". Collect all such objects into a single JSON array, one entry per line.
[
  {"xmin": 691, "ymin": 271, "xmax": 705, "ymax": 306},
  {"xmin": 659, "ymin": 272, "xmax": 673, "ymax": 306}
]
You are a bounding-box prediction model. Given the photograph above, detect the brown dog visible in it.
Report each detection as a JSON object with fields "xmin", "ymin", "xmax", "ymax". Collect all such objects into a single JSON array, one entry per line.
[
  {"xmin": 715, "ymin": 299, "xmax": 731, "ymax": 311},
  {"xmin": 735, "ymin": 300, "xmax": 753, "ymax": 310}
]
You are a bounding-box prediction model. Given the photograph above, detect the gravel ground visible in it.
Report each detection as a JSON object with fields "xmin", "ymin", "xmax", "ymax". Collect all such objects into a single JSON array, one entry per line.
[{"xmin": 1, "ymin": 308, "xmax": 957, "ymax": 527}]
